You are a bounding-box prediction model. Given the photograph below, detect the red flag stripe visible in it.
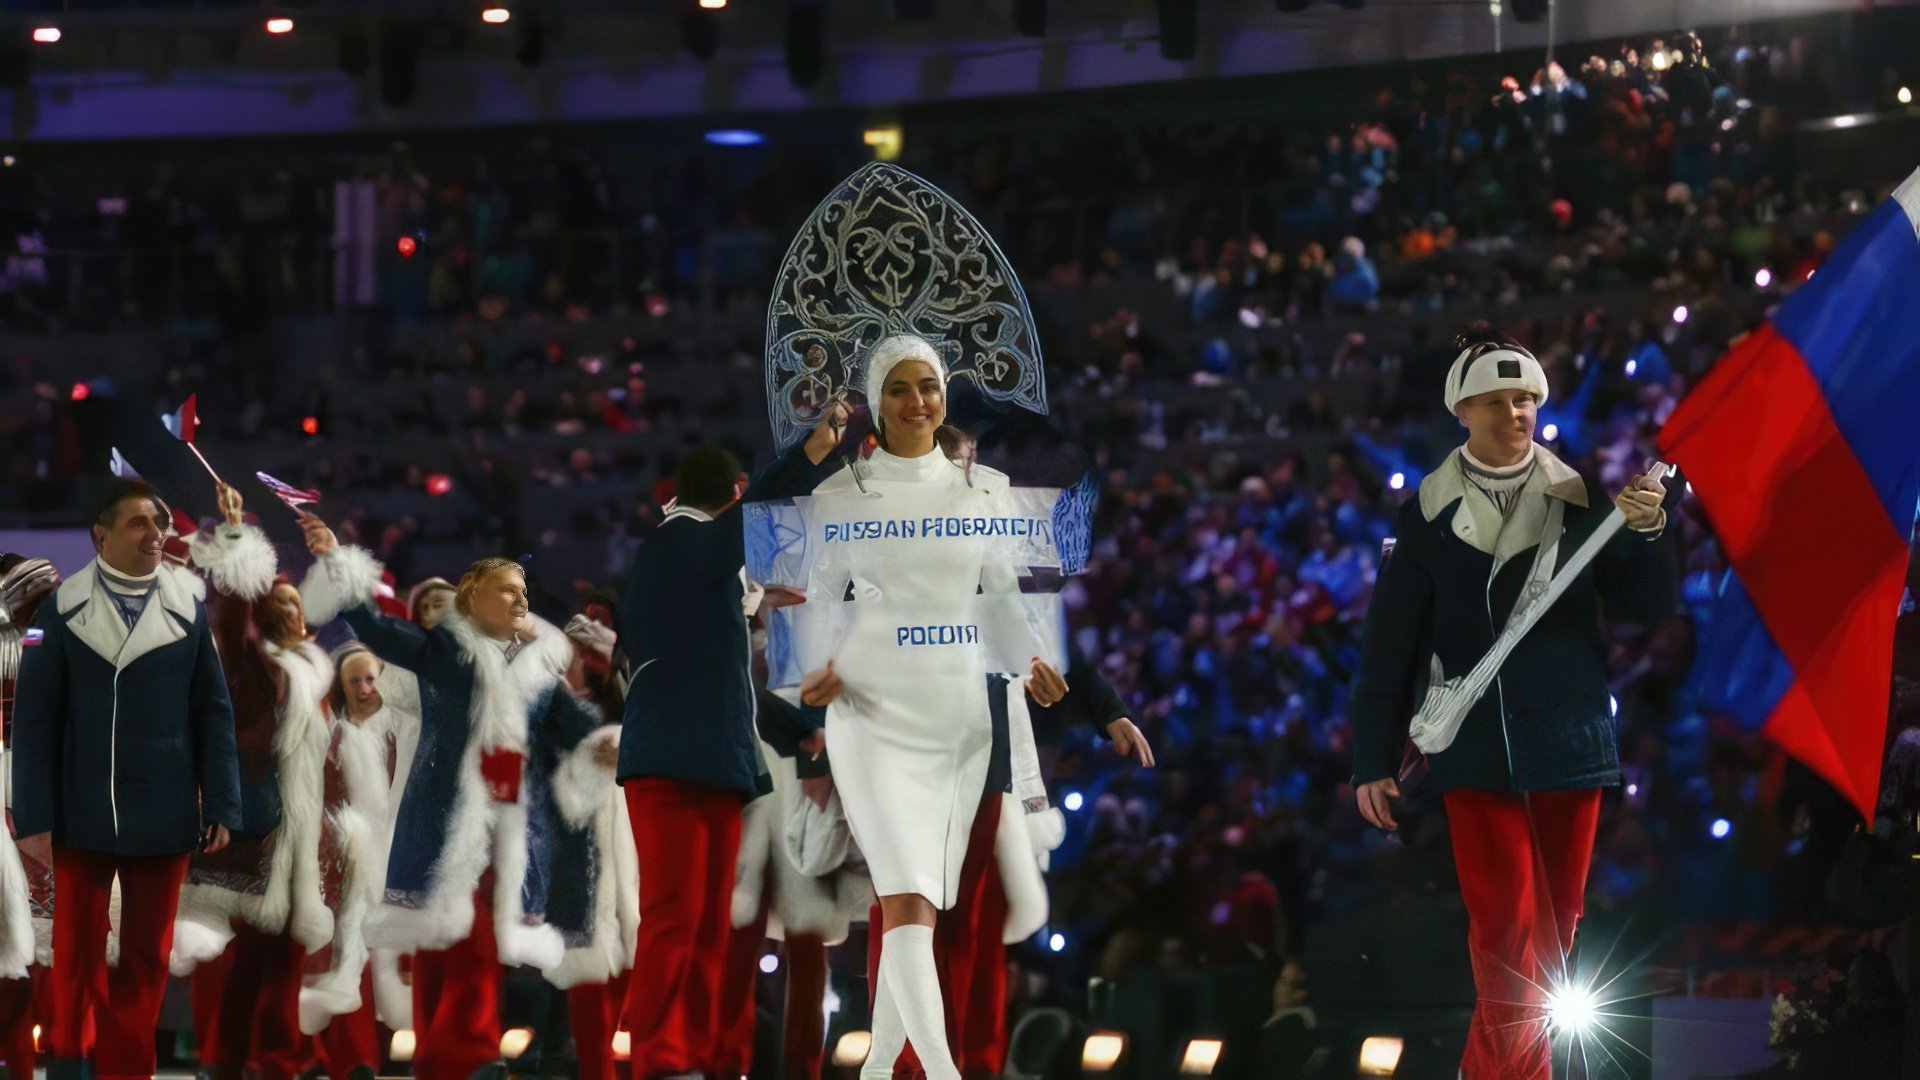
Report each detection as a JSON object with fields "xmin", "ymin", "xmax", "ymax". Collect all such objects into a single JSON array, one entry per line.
[{"xmin": 1661, "ymin": 324, "xmax": 1903, "ymax": 820}]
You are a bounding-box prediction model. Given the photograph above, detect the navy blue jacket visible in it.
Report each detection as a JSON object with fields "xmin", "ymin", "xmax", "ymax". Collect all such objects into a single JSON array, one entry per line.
[
  {"xmin": 1352, "ymin": 468, "xmax": 1677, "ymax": 794},
  {"xmin": 617, "ymin": 446, "xmax": 840, "ymax": 800},
  {"xmin": 12, "ymin": 562, "xmax": 242, "ymax": 856}
]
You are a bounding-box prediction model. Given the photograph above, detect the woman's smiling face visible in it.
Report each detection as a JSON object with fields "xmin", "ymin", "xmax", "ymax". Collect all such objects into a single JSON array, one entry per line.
[{"xmin": 877, "ymin": 359, "xmax": 945, "ymax": 450}]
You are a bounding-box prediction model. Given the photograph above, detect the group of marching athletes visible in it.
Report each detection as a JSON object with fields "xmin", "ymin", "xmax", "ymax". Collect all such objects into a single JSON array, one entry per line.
[
  {"xmin": 0, "ymin": 331, "xmax": 1152, "ymax": 1080},
  {"xmin": 0, "ymin": 316, "xmax": 1675, "ymax": 1080}
]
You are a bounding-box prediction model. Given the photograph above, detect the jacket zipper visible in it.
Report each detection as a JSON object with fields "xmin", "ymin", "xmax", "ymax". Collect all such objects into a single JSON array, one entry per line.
[{"xmin": 109, "ymin": 668, "xmax": 121, "ymax": 838}]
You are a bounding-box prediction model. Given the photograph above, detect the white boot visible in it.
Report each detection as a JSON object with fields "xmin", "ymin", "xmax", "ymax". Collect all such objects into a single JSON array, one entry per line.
[
  {"xmin": 860, "ymin": 967, "xmax": 907, "ymax": 1080},
  {"xmin": 877, "ymin": 924, "xmax": 960, "ymax": 1080}
]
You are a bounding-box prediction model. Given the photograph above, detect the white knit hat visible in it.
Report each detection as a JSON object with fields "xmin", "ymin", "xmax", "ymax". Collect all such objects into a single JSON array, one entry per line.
[
  {"xmin": 862, "ymin": 334, "xmax": 947, "ymax": 410},
  {"xmin": 1444, "ymin": 340, "xmax": 1550, "ymax": 412}
]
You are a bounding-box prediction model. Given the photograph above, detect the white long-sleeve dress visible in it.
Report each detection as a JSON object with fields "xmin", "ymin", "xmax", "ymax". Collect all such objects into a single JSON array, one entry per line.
[{"xmin": 799, "ymin": 447, "xmax": 1033, "ymax": 908}]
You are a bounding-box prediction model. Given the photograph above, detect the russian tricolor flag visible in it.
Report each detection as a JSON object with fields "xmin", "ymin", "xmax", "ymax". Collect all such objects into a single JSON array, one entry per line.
[
  {"xmin": 162, "ymin": 394, "xmax": 198, "ymax": 444},
  {"xmin": 1659, "ymin": 168, "xmax": 1920, "ymax": 822}
]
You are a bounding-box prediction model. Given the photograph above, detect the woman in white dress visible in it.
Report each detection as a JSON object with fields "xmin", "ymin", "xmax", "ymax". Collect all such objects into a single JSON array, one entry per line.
[{"xmin": 796, "ymin": 333, "xmax": 1061, "ymax": 1080}]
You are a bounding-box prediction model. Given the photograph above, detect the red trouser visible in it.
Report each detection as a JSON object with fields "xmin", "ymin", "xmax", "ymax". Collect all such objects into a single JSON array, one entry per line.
[
  {"xmin": 715, "ymin": 876, "xmax": 832, "ymax": 1080},
  {"xmin": 191, "ymin": 923, "xmax": 309, "ymax": 1080},
  {"xmin": 624, "ymin": 778, "xmax": 743, "ymax": 1079},
  {"xmin": 1444, "ymin": 787, "xmax": 1603, "ymax": 1080},
  {"xmin": 412, "ymin": 885, "xmax": 503, "ymax": 1080},
  {"xmin": 782, "ymin": 934, "xmax": 829, "ymax": 1080},
  {"xmin": 315, "ymin": 969, "xmax": 382, "ymax": 1080},
  {"xmin": 0, "ymin": 965, "xmax": 55, "ymax": 1077},
  {"xmin": 48, "ymin": 847, "xmax": 190, "ymax": 1078},
  {"xmin": 568, "ymin": 970, "xmax": 631, "ymax": 1080},
  {"xmin": 189, "ymin": 956, "xmax": 225, "ymax": 1068},
  {"xmin": 868, "ymin": 794, "xmax": 1010, "ymax": 1080},
  {"xmin": 717, "ymin": 893, "xmax": 769, "ymax": 1078}
]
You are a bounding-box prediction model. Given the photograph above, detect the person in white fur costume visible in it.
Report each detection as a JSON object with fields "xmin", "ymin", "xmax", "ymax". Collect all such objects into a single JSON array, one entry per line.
[
  {"xmin": 545, "ymin": 598, "xmax": 641, "ymax": 1080},
  {"xmin": 174, "ymin": 481, "xmax": 335, "ymax": 1080},
  {"xmin": 0, "ymin": 552, "xmax": 59, "ymax": 1079},
  {"xmin": 297, "ymin": 516, "xmax": 621, "ymax": 1080},
  {"xmin": 296, "ymin": 641, "xmax": 413, "ymax": 1080}
]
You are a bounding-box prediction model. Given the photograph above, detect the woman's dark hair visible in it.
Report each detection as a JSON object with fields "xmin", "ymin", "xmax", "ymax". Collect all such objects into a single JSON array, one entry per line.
[{"xmin": 674, "ymin": 444, "xmax": 744, "ymax": 510}]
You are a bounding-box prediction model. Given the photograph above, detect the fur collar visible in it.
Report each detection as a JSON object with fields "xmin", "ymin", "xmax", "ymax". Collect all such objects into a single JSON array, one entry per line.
[
  {"xmin": 441, "ymin": 611, "xmax": 573, "ymax": 753},
  {"xmin": 265, "ymin": 638, "xmax": 333, "ymax": 683},
  {"xmin": 339, "ymin": 704, "xmax": 395, "ymax": 747}
]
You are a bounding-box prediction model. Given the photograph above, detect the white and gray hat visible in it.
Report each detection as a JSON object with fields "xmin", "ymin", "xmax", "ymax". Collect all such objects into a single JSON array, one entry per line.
[{"xmin": 1444, "ymin": 339, "xmax": 1549, "ymax": 412}]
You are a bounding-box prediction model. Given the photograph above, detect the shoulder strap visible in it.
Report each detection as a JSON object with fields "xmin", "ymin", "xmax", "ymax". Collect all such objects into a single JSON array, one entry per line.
[
  {"xmin": 1512, "ymin": 495, "xmax": 1566, "ymax": 625},
  {"xmin": 1410, "ymin": 462, "xmax": 1672, "ymax": 755}
]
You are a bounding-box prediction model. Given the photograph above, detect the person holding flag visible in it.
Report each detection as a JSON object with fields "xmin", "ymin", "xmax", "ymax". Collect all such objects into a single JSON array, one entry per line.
[
  {"xmin": 1350, "ymin": 337, "xmax": 1676, "ymax": 1078},
  {"xmin": 297, "ymin": 511, "xmax": 622, "ymax": 1080},
  {"xmin": 173, "ymin": 480, "xmax": 335, "ymax": 1080}
]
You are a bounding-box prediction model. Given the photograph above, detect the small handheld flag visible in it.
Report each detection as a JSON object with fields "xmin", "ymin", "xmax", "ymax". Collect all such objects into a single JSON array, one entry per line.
[
  {"xmin": 255, "ymin": 471, "xmax": 321, "ymax": 513},
  {"xmin": 161, "ymin": 394, "xmax": 222, "ymax": 485},
  {"xmin": 161, "ymin": 395, "xmax": 198, "ymax": 445},
  {"xmin": 109, "ymin": 447, "xmax": 141, "ymax": 479}
]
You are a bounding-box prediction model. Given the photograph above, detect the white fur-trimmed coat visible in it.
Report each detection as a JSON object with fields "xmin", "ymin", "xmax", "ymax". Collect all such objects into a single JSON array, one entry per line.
[
  {"xmin": 298, "ymin": 706, "xmax": 414, "ymax": 1034},
  {"xmin": 302, "ymin": 547, "xmax": 621, "ymax": 973},
  {"xmin": 171, "ymin": 523, "xmax": 334, "ymax": 975}
]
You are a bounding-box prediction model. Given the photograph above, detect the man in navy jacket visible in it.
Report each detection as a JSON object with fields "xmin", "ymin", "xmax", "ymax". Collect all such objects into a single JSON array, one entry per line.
[
  {"xmin": 12, "ymin": 479, "xmax": 242, "ymax": 1080},
  {"xmin": 1350, "ymin": 340, "xmax": 1673, "ymax": 1079},
  {"xmin": 618, "ymin": 413, "xmax": 843, "ymax": 1080}
]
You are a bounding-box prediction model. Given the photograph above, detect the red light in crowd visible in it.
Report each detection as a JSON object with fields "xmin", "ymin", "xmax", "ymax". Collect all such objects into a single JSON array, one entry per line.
[
  {"xmin": 547, "ymin": 343, "xmax": 564, "ymax": 362},
  {"xmin": 426, "ymin": 474, "xmax": 453, "ymax": 496},
  {"xmin": 265, "ymin": 17, "xmax": 295, "ymax": 35},
  {"xmin": 397, "ymin": 236, "xmax": 418, "ymax": 258},
  {"xmin": 301, "ymin": 416, "xmax": 320, "ymax": 436},
  {"xmin": 69, "ymin": 383, "xmax": 88, "ymax": 401}
]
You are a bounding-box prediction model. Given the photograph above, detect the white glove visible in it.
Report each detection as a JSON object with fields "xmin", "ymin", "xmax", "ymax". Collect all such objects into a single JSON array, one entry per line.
[{"xmin": 563, "ymin": 613, "xmax": 617, "ymax": 659}]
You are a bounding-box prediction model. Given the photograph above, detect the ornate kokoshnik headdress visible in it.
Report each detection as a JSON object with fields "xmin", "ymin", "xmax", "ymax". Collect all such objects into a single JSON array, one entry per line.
[{"xmin": 764, "ymin": 161, "xmax": 1049, "ymax": 452}]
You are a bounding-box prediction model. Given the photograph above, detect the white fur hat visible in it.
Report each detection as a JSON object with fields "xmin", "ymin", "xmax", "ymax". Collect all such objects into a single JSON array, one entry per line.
[
  {"xmin": 862, "ymin": 334, "xmax": 947, "ymax": 410},
  {"xmin": 1444, "ymin": 339, "xmax": 1550, "ymax": 412}
]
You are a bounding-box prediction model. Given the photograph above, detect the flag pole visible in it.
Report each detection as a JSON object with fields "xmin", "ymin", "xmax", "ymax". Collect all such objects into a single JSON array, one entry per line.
[{"xmin": 184, "ymin": 442, "xmax": 224, "ymax": 486}]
